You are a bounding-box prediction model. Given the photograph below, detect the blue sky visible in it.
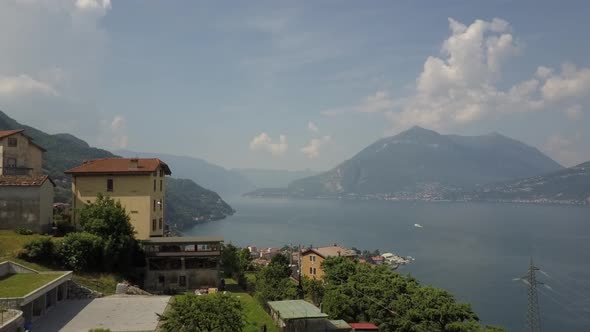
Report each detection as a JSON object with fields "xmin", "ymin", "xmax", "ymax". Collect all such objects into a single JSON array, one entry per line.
[{"xmin": 2, "ymin": 0, "xmax": 590, "ymax": 170}]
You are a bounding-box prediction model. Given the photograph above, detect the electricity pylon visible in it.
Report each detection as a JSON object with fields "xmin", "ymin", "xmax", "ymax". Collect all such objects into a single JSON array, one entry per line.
[{"xmin": 523, "ymin": 257, "xmax": 542, "ymax": 332}]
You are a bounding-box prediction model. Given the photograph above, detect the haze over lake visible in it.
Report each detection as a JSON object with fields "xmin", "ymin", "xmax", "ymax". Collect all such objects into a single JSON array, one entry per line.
[{"xmin": 186, "ymin": 198, "xmax": 590, "ymax": 332}]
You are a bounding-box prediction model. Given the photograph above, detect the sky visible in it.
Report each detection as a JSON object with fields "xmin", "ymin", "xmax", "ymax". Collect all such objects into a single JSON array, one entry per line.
[{"xmin": 1, "ymin": 0, "xmax": 590, "ymax": 170}]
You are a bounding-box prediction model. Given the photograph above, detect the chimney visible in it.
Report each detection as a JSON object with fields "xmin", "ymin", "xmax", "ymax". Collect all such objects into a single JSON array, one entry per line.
[
  {"xmin": 82, "ymin": 160, "xmax": 87, "ymax": 165},
  {"xmin": 337, "ymin": 251, "xmax": 341, "ymax": 257},
  {"xmin": 129, "ymin": 158, "xmax": 139, "ymax": 169}
]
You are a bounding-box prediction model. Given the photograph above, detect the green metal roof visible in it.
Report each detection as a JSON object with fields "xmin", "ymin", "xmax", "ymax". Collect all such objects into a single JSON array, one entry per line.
[
  {"xmin": 329, "ymin": 320, "xmax": 352, "ymax": 329},
  {"xmin": 267, "ymin": 300, "xmax": 329, "ymax": 320}
]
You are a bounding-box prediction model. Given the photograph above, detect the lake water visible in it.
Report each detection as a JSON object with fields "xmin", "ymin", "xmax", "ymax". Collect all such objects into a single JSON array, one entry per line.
[{"xmin": 185, "ymin": 197, "xmax": 590, "ymax": 331}]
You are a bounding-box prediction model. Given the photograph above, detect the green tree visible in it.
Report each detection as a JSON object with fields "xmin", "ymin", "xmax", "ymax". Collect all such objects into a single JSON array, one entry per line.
[
  {"xmin": 302, "ymin": 276, "xmax": 324, "ymax": 306},
  {"xmin": 78, "ymin": 194, "xmax": 136, "ymax": 271},
  {"xmin": 221, "ymin": 244, "xmax": 240, "ymax": 278},
  {"xmin": 320, "ymin": 257, "xmax": 505, "ymax": 332},
  {"xmin": 158, "ymin": 293, "xmax": 244, "ymax": 332},
  {"xmin": 58, "ymin": 232, "xmax": 103, "ymax": 271},
  {"xmin": 255, "ymin": 253, "xmax": 297, "ymax": 304}
]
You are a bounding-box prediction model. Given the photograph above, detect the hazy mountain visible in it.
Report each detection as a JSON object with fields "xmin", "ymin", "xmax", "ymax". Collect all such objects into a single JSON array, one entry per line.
[
  {"xmin": 0, "ymin": 110, "xmax": 234, "ymax": 227},
  {"xmin": 233, "ymin": 168, "xmax": 320, "ymax": 188},
  {"xmin": 469, "ymin": 161, "xmax": 590, "ymax": 205},
  {"xmin": 116, "ymin": 150, "xmax": 255, "ymax": 196},
  {"xmin": 257, "ymin": 126, "xmax": 563, "ymax": 199}
]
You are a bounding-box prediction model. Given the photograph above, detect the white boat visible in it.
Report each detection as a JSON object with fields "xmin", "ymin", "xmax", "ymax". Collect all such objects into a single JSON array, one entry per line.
[{"xmin": 414, "ymin": 223, "xmax": 423, "ymax": 228}]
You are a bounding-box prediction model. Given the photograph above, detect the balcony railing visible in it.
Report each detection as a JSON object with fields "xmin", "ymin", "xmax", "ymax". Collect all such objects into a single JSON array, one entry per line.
[{"xmin": 1, "ymin": 167, "xmax": 33, "ymax": 176}]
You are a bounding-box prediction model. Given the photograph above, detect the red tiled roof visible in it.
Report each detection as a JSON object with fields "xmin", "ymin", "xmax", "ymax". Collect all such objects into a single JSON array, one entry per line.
[
  {"xmin": 349, "ymin": 322, "xmax": 379, "ymax": 329},
  {"xmin": 0, "ymin": 175, "xmax": 55, "ymax": 187},
  {"xmin": 64, "ymin": 158, "xmax": 171, "ymax": 175},
  {"xmin": 0, "ymin": 129, "xmax": 24, "ymax": 138}
]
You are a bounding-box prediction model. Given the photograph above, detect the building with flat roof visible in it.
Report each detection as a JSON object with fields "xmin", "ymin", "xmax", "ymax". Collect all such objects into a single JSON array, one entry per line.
[
  {"xmin": 65, "ymin": 158, "xmax": 171, "ymax": 240},
  {"xmin": 0, "ymin": 261, "xmax": 72, "ymax": 326},
  {"xmin": 142, "ymin": 236, "xmax": 223, "ymax": 292}
]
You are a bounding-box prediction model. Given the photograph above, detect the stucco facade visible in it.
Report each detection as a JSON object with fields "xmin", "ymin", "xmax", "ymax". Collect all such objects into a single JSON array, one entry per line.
[
  {"xmin": 0, "ymin": 130, "xmax": 43, "ymax": 176},
  {"xmin": 301, "ymin": 245, "xmax": 357, "ymax": 280},
  {"xmin": 66, "ymin": 158, "xmax": 171, "ymax": 240},
  {"xmin": 0, "ymin": 177, "xmax": 55, "ymax": 233}
]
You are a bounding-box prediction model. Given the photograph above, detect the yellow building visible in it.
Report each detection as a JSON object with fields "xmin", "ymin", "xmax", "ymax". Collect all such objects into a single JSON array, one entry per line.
[
  {"xmin": 300, "ymin": 244, "xmax": 357, "ymax": 279},
  {"xmin": 0, "ymin": 129, "xmax": 44, "ymax": 176},
  {"xmin": 65, "ymin": 158, "xmax": 171, "ymax": 240}
]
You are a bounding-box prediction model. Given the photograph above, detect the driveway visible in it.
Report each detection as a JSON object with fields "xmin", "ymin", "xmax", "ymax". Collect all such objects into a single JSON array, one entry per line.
[{"xmin": 32, "ymin": 295, "xmax": 171, "ymax": 332}]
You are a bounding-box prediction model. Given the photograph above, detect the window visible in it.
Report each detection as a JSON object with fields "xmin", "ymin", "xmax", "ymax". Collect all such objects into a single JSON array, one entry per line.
[
  {"xmin": 310, "ymin": 255, "xmax": 315, "ymax": 262},
  {"xmin": 158, "ymin": 275, "xmax": 165, "ymax": 284},
  {"xmin": 159, "ymin": 218, "xmax": 163, "ymax": 229},
  {"xmin": 152, "ymin": 219, "xmax": 157, "ymax": 231},
  {"xmin": 107, "ymin": 179, "xmax": 113, "ymax": 192},
  {"xmin": 313, "ymin": 268, "xmax": 316, "ymax": 275},
  {"xmin": 310, "ymin": 267, "xmax": 313, "ymax": 274},
  {"xmin": 160, "ymin": 169, "xmax": 164, "ymax": 177},
  {"xmin": 160, "ymin": 180, "xmax": 163, "ymax": 192},
  {"xmin": 153, "ymin": 179, "xmax": 156, "ymax": 191},
  {"xmin": 7, "ymin": 137, "xmax": 17, "ymax": 147},
  {"xmin": 5, "ymin": 158, "xmax": 16, "ymax": 168},
  {"xmin": 179, "ymin": 276, "xmax": 186, "ymax": 287},
  {"xmin": 153, "ymin": 200, "xmax": 156, "ymax": 211}
]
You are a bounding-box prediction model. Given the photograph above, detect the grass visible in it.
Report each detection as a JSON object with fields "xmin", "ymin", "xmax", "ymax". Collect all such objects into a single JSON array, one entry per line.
[
  {"xmin": 225, "ymin": 279, "xmax": 278, "ymax": 332},
  {"xmin": 0, "ymin": 272, "xmax": 65, "ymax": 297},
  {"xmin": 0, "ymin": 230, "xmax": 49, "ymax": 259},
  {"xmin": 73, "ymin": 273, "xmax": 122, "ymax": 296}
]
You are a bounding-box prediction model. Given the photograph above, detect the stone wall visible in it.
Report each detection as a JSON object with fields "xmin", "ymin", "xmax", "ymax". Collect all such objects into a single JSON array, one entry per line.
[
  {"xmin": 0, "ymin": 309, "xmax": 24, "ymax": 332},
  {"xmin": 67, "ymin": 281, "xmax": 103, "ymax": 300}
]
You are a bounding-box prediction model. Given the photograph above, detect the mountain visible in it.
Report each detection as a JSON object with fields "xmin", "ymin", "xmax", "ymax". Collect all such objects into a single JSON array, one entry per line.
[
  {"xmin": 233, "ymin": 168, "xmax": 320, "ymax": 188},
  {"xmin": 469, "ymin": 161, "xmax": 590, "ymax": 205},
  {"xmin": 116, "ymin": 150, "xmax": 254, "ymax": 196},
  {"xmin": 251, "ymin": 126, "xmax": 563, "ymax": 199},
  {"xmin": 0, "ymin": 110, "xmax": 234, "ymax": 227}
]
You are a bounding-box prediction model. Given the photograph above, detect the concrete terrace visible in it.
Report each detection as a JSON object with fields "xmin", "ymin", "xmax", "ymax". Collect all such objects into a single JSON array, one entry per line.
[{"xmin": 32, "ymin": 295, "xmax": 171, "ymax": 332}]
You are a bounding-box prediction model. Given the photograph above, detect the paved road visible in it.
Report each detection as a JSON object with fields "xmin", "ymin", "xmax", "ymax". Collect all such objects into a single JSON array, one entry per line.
[{"xmin": 32, "ymin": 295, "xmax": 170, "ymax": 332}]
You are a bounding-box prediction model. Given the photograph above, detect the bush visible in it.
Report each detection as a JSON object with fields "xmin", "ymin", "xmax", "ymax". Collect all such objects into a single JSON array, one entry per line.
[
  {"xmin": 58, "ymin": 232, "xmax": 103, "ymax": 272},
  {"xmin": 20, "ymin": 237, "xmax": 55, "ymax": 263},
  {"xmin": 54, "ymin": 214, "xmax": 75, "ymax": 236},
  {"xmin": 14, "ymin": 228, "xmax": 34, "ymax": 235}
]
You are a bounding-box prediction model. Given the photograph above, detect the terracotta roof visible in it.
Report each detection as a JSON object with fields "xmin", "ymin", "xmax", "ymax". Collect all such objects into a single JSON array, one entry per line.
[
  {"xmin": 0, "ymin": 129, "xmax": 24, "ymax": 139},
  {"xmin": 301, "ymin": 244, "xmax": 357, "ymax": 259},
  {"xmin": 64, "ymin": 158, "xmax": 172, "ymax": 175},
  {"xmin": 0, "ymin": 129, "xmax": 46, "ymax": 151},
  {"xmin": 0, "ymin": 175, "xmax": 55, "ymax": 187},
  {"xmin": 349, "ymin": 322, "xmax": 379, "ymax": 329}
]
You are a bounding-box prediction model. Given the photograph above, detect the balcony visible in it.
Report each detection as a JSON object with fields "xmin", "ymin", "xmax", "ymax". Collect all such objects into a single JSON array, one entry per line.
[{"xmin": 1, "ymin": 167, "xmax": 33, "ymax": 176}]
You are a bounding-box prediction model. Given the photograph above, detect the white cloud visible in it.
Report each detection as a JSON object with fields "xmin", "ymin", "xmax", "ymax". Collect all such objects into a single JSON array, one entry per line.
[
  {"xmin": 0, "ymin": 74, "xmax": 58, "ymax": 97},
  {"xmin": 110, "ymin": 115, "xmax": 128, "ymax": 149},
  {"xmin": 540, "ymin": 64, "xmax": 590, "ymax": 102},
  {"xmin": 249, "ymin": 133, "xmax": 288, "ymax": 156},
  {"xmin": 307, "ymin": 121, "xmax": 319, "ymax": 133},
  {"xmin": 301, "ymin": 136, "xmax": 331, "ymax": 159},
  {"xmin": 330, "ymin": 18, "xmax": 590, "ymax": 132},
  {"xmin": 565, "ymin": 105, "xmax": 584, "ymax": 120}
]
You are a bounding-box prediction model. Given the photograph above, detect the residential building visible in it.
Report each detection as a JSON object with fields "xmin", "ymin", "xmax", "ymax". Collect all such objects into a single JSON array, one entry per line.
[
  {"xmin": 0, "ymin": 129, "xmax": 44, "ymax": 176},
  {"xmin": 142, "ymin": 236, "xmax": 223, "ymax": 292},
  {"xmin": 0, "ymin": 175, "xmax": 55, "ymax": 233},
  {"xmin": 65, "ymin": 158, "xmax": 171, "ymax": 240},
  {"xmin": 268, "ymin": 300, "xmax": 354, "ymax": 332},
  {"xmin": 300, "ymin": 244, "xmax": 357, "ymax": 279}
]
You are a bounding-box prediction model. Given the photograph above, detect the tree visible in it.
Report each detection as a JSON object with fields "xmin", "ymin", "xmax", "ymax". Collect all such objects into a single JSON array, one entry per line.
[
  {"xmin": 20, "ymin": 236, "xmax": 55, "ymax": 264},
  {"xmin": 58, "ymin": 232, "xmax": 103, "ymax": 271},
  {"xmin": 255, "ymin": 253, "xmax": 297, "ymax": 304},
  {"xmin": 78, "ymin": 194, "xmax": 136, "ymax": 271},
  {"xmin": 302, "ymin": 276, "xmax": 324, "ymax": 306},
  {"xmin": 221, "ymin": 244, "xmax": 240, "ymax": 278},
  {"xmin": 158, "ymin": 293, "xmax": 244, "ymax": 332},
  {"xmin": 320, "ymin": 257, "xmax": 506, "ymax": 332}
]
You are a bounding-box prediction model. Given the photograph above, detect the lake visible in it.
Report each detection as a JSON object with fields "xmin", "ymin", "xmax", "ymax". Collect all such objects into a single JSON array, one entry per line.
[{"xmin": 184, "ymin": 197, "xmax": 590, "ymax": 331}]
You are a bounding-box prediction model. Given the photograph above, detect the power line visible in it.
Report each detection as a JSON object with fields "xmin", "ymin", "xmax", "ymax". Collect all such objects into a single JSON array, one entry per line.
[{"xmin": 537, "ymin": 288, "xmax": 590, "ymax": 326}]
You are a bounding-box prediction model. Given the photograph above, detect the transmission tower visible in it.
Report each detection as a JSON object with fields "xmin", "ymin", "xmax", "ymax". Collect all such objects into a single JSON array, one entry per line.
[{"xmin": 523, "ymin": 257, "xmax": 542, "ymax": 332}]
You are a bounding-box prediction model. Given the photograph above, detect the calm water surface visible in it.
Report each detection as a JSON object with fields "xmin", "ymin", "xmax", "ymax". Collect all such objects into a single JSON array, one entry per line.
[{"xmin": 185, "ymin": 198, "xmax": 590, "ymax": 331}]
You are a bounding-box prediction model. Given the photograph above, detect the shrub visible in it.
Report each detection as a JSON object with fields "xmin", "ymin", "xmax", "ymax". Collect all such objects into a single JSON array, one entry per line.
[
  {"xmin": 58, "ymin": 232, "xmax": 103, "ymax": 272},
  {"xmin": 21, "ymin": 237, "xmax": 55, "ymax": 263},
  {"xmin": 14, "ymin": 228, "xmax": 34, "ymax": 235}
]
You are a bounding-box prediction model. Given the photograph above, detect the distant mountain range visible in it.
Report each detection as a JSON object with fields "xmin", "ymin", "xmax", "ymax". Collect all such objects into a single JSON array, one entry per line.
[
  {"xmin": 245, "ymin": 126, "xmax": 588, "ymax": 205},
  {"xmin": 233, "ymin": 168, "xmax": 319, "ymax": 189},
  {"xmin": 469, "ymin": 161, "xmax": 590, "ymax": 205},
  {"xmin": 0, "ymin": 111, "xmax": 234, "ymax": 228},
  {"xmin": 116, "ymin": 150, "xmax": 255, "ymax": 196}
]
